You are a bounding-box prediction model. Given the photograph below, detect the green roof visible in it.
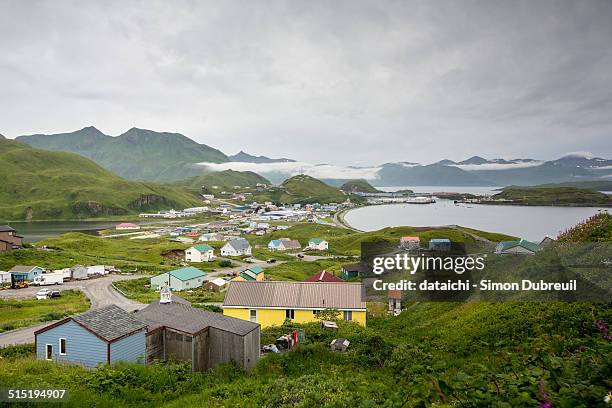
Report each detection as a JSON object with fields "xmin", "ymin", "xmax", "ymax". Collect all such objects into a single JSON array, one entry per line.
[
  {"xmin": 498, "ymin": 239, "xmax": 540, "ymax": 253},
  {"xmin": 239, "ymin": 271, "xmax": 257, "ymax": 281},
  {"xmin": 247, "ymin": 265, "xmax": 263, "ymax": 274},
  {"xmin": 192, "ymin": 244, "xmax": 213, "ymax": 252},
  {"xmin": 169, "ymin": 266, "xmax": 206, "ymax": 281},
  {"xmin": 309, "ymin": 238, "xmax": 325, "ymax": 244}
]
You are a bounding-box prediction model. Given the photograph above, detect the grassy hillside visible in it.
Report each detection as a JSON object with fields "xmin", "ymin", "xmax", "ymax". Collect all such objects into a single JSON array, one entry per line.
[
  {"xmin": 176, "ymin": 170, "xmax": 270, "ymax": 191},
  {"xmin": 17, "ymin": 127, "xmax": 228, "ymax": 181},
  {"xmin": 339, "ymin": 179, "xmax": 380, "ymax": 193},
  {"xmin": 534, "ymin": 180, "xmax": 612, "ymax": 191},
  {"xmin": 0, "ymin": 301, "xmax": 609, "ymax": 406},
  {"xmin": 0, "ymin": 139, "xmax": 202, "ymax": 220},
  {"xmin": 248, "ymin": 223, "xmax": 517, "ymax": 255},
  {"xmin": 492, "ymin": 187, "xmax": 612, "ymax": 205},
  {"xmin": 247, "ymin": 174, "xmax": 365, "ymax": 204}
]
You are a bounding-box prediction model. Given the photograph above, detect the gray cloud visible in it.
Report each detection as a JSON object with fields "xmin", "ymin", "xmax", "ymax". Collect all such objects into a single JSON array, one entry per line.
[{"xmin": 1, "ymin": 0, "xmax": 611, "ymax": 164}]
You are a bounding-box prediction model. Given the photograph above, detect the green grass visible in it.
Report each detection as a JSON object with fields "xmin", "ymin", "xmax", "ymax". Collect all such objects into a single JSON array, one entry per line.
[
  {"xmin": 263, "ymin": 259, "xmax": 350, "ymax": 281},
  {"xmin": 0, "ymin": 290, "xmax": 89, "ymax": 333},
  {"xmin": 113, "ymin": 278, "xmax": 225, "ymax": 304},
  {"xmin": 492, "ymin": 187, "xmax": 612, "ymax": 205},
  {"xmin": 0, "ymin": 233, "xmax": 236, "ymax": 275},
  {"xmin": 0, "ymin": 301, "xmax": 609, "ymax": 407},
  {"xmin": 174, "ymin": 170, "xmax": 271, "ymax": 192},
  {"xmin": 339, "ymin": 179, "xmax": 380, "ymax": 193},
  {"xmin": 246, "ymin": 174, "xmax": 365, "ymax": 205},
  {"xmin": 0, "ymin": 138, "xmax": 202, "ymax": 220}
]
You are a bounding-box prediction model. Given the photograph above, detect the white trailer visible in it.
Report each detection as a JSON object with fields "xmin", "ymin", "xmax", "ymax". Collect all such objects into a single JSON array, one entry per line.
[
  {"xmin": 33, "ymin": 272, "xmax": 64, "ymax": 286},
  {"xmin": 0, "ymin": 271, "xmax": 11, "ymax": 284},
  {"xmin": 87, "ymin": 265, "xmax": 106, "ymax": 276}
]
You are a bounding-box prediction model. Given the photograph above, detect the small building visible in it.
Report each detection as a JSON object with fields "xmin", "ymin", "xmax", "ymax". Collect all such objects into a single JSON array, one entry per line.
[
  {"xmin": 308, "ymin": 238, "xmax": 329, "ymax": 251},
  {"xmin": 199, "ymin": 233, "xmax": 225, "ymax": 242},
  {"xmin": 9, "ymin": 265, "xmax": 44, "ymax": 282},
  {"xmin": 87, "ymin": 265, "xmax": 107, "ymax": 276},
  {"xmin": 428, "ymin": 238, "xmax": 451, "ymax": 252},
  {"xmin": 400, "ymin": 236, "xmax": 420, "ymax": 250},
  {"xmin": 341, "ymin": 263, "xmax": 367, "ymax": 280},
  {"xmin": 115, "ymin": 223, "xmax": 140, "ymax": 230},
  {"xmin": 204, "ymin": 278, "xmax": 227, "ymax": 292},
  {"xmin": 220, "ymin": 238, "xmax": 252, "ymax": 257},
  {"xmin": 0, "ymin": 271, "xmax": 11, "ymax": 285},
  {"xmin": 388, "ymin": 290, "xmax": 402, "ymax": 315},
  {"xmin": 304, "ymin": 271, "xmax": 343, "ymax": 283},
  {"xmin": 231, "ymin": 265, "xmax": 265, "ymax": 282},
  {"xmin": 495, "ymin": 239, "xmax": 540, "ymax": 255},
  {"xmin": 136, "ymin": 295, "xmax": 260, "ymax": 372},
  {"xmin": 0, "ymin": 225, "xmax": 23, "ymax": 252},
  {"xmin": 150, "ymin": 267, "xmax": 207, "ymax": 291},
  {"xmin": 34, "ymin": 305, "xmax": 147, "ymax": 367},
  {"xmin": 223, "ymin": 281, "xmax": 367, "ymax": 328},
  {"xmin": 185, "ymin": 244, "xmax": 215, "ymax": 263},
  {"xmin": 268, "ymin": 238, "xmax": 301, "ymax": 251},
  {"xmin": 539, "ymin": 236, "xmax": 556, "ymax": 248}
]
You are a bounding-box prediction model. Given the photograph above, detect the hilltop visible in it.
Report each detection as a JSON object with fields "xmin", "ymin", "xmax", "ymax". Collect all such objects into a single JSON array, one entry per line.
[
  {"xmin": 176, "ymin": 170, "xmax": 271, "ymax": 192},
  {"xmin": 228, "ymin": 151, "xmax": 295, "ymax": 163},
  {"xmin": 279, "ymin": 175, "xmax": 353, "ymax": 204},
  {"xmin": 492, "ymin": 187, "xmax": 612, "ymax": 206},
  {"xmin": 339, "ymin": 179, "xmax": 381, "ymax": 193},
  {"xmin": 16, "ymin": 127, "xmax": 227, "ymax": 181},
  {"xmin": 0, "ymin": 139, "xmax": 202, "ymax": 220}
]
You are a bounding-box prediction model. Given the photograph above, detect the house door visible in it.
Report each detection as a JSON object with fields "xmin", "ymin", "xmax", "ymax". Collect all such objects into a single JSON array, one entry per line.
[{"xmin": 46, "ymin": 344, "xmax": 53, "ymax": 360}]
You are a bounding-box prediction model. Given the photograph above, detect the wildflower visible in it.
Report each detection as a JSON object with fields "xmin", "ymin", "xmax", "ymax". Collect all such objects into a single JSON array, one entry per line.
[{"xmin": 605, "ymin": 391, "xmax": 612, "ymax": 404}]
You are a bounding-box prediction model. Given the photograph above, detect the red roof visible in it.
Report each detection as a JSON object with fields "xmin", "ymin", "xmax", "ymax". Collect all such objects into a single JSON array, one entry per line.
[
  {"xmin": 401, "ymin": 236, "xmax": 420, "ymax": 242},
  {"xmin": 304, "ymin": 271, "xmax": 344, "ymax": 283}
]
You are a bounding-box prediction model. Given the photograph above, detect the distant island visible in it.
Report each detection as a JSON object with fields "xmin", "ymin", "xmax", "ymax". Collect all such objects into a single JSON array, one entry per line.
[{"xmin": 489, "ymin": 187, "xmax": 612, "ymax": 207}]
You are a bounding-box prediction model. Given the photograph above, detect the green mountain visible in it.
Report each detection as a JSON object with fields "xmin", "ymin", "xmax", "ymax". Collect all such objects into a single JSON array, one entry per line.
[
  {"xmin": 492, "ymin": 187, "xmax": 612, "ymax": 206},
  {"xmin": 176, "ymin": 170, "xmax": 271, "ymax": 192},
  {"xmin": 16, "ymin": 127, "xmax": 228, "ymax": 181},
  {"xmin": 339, "ymin": 179, "xmax": 381, "ymax": 193},
  {"xmin": 0, "ymin": 139, "xmax": 202, "ymax": 220}
]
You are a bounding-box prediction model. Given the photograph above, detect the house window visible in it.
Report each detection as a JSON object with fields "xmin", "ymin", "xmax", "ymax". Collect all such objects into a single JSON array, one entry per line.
[
  {"xmin": 285, "ymin": 309, "xmax": 295, "ymax": 320},
  {"xmin": 343, "ymin": 311, "xmax": 353, "ymax": 321},
  {"xmin": 249, "ymin": 309, "xmax": 257, "ymax": 323},
  {"xmin": 59, "ymin": 338, "xmax": 66, "ymax": 355},
  {"xmin": 45, "ymin": 344, "xmax": 53, "ymax": 360}
]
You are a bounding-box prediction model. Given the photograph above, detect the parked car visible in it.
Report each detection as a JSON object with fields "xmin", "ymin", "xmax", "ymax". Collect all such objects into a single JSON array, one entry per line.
[
  {"xmin": 267, "ymin": 259, "xmax": 277, "ymax": 264},
  {"xmin": 49, "ymin": 290, "xmax": 61, "ymax": 298},
  {"xmin": 297, "ymin": 254, "xmax": 304, "ymax": 259},
  {"xmin": 36, "ymin": 288, "xmax": 52, "ymax": 300}
]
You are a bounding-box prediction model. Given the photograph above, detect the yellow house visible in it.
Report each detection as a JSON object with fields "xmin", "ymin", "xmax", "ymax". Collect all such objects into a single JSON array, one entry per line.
[
  {"xmin": 230, "ymin": 265, "xmax": 265, "ymax": 282},
  {"xmin": 223, "ymin": 281, "xmax": 367, "ymax": 327}
]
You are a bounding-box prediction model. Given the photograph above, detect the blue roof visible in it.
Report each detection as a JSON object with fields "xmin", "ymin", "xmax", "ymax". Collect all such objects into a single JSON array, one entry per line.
[
  {"xmin": 430, "ymin": 238, "xmax": 451, "ymax": 243},
  {"xmin": 168, "ymin": 266, "xmax": 206, "ymax": 281}
]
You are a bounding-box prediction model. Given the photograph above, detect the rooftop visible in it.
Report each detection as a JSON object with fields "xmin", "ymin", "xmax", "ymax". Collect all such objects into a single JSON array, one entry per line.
[
  {"xmin": 223, "ymin": 281, "xmax": 366, "ymax": 310},
  {"xmin": 166, "ymin": 266, "xmax": 206, "ymax": 281},
  {"xmin": 192, "ymin": 244, "xmax": 213, "ymax": 252},
  {"xmin": 0, "ymin": 225, "xmax": 16, "ymax": 232},
  {"xmin": 136, "ymin": 301, "xmax": 259, "ymax": 336},
  {"xmin": 304, "ymin": 271, "xmax": 344, "ymax": 283},
  {"xmin": 35, "ymin": 305, "xmax": 147, "ymax": 342}
]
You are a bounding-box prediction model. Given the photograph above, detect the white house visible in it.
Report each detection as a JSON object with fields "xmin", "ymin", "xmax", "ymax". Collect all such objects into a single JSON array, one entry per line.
[
  {"xmin": 220, "ymin": 238, "xmax": 252, "ymax": 257},
  {"xmin": 308, "ymin": 238, "xmax": 329, "ymax": 251},
  {"xmin": 185, "ymin": 244, "xmax": 215, "ymax": 263},
  {"xmin": 268, "ymin": 238, "xmax": 301, "ymax": 251}
]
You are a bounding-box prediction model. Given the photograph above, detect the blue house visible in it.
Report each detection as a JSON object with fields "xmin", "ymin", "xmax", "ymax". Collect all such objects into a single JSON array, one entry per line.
[
  {"xmin": 428, "ymin": 238, "xmax": 451, "ymax": 252},
  {"xmin": 9, "ymin": 265, "xmax": 44, "ymax": 282},
  {"xmin": 34, "ymin": 305, "xmax": 147, "ymax": 367}
]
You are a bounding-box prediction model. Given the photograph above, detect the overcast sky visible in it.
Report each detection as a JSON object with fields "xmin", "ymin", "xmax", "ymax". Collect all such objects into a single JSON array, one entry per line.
[{"xmin": 1, "ymin": 0, "xmax": 611, "ymax": 165}]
